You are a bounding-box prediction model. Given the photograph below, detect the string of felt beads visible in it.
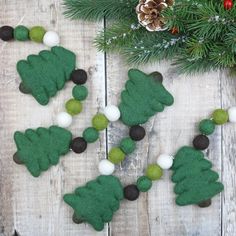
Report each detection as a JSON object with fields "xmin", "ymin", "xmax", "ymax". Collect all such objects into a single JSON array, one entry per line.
[
  {"xmin": 0, "ymin": 25, "xmax": 60, "ymax": 47},
  {"xmin": 56, "ymin": 69, "xmax": 88, "ymax": 128}
]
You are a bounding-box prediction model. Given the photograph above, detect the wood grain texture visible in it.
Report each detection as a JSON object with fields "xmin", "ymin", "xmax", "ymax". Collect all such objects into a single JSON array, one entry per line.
[{"xmin": 0, "ymin": 0, "xmax": 235, "ymax": 236}]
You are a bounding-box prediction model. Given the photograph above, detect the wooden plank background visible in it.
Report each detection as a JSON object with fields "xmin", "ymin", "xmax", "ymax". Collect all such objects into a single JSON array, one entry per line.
[{"xmin": 0, "ymin": 0, "xmax": 235, "ymax": 235}]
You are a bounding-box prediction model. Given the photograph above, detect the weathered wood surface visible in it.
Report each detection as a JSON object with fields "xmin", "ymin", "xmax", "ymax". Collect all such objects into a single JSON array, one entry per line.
[{"xmin": 0, "ymin": 1, "xmax": 235, "ymax": 236}]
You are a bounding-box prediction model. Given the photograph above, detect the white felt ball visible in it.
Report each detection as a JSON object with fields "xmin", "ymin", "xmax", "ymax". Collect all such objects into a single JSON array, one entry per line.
[
  {"xmin": 103, "ymin": 105, "xmax": 120, "ymax": 122},
  {"xmin": 98, "ymin": 159, "xmax": 115, "ymax": 175},
  {"xmin": 56, "ymin": 112, "xmax": 72, "ymax": 128},
  {"xmin": 43, "ymin": 31, "xmax": 60, "ymax": 47},
  {"xmin": 228, "ymin": 106, "xmax": 236, "ymax": 123},
  {"xmin": 156, "ymin": 154, "xmax": 173, "ymax": 170}
]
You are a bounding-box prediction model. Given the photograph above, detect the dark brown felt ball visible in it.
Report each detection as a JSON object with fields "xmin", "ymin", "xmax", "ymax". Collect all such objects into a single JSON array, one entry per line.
[
  {"xmin": 124, "ymin": 184, "xmax": 140, "ymax": 201},
  {"xmin": 193, "ymin": 134, "xmax": 209, "ymax": 150},
  {"xmin": 13, "ymin": 152, "xmax": 24, "ymax": 164},
  {"xmin": 71, "ymin": 137, "xmax": 87, "ymax": 153},
  {"xmin": 72, "ymin": 212, "xmax": 84, "ymax": 224},
  {"xmin": 149, "ymin": 71, "xmax": 163, "ymax": 83},
  {"xmin": 70, "ymin": 69, "xmax": 87, "ymax": 85},
  {"xmin": 0, "ymin": 26, "xmax": 14, "ymax": 41},
  {"xmin": 198, "ymin": 199, "xmax": 212, "ymax": 208},
  {"xmin": 129, "ymin": 125, "xmax": 146, "ymax": 141}
]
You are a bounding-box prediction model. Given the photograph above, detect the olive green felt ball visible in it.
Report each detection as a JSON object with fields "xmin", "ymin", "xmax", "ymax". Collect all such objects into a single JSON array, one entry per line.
[
  {"xmin": 212, "ymin": 109, "xmax": 229, "ymax": 125},
  {"xmin": 14, "ymin": 25, "xmax": 29, "ymax": 41},
  {"xmin": 65, "ymin": 99, "xmax": 82, "ymax": 116},
  {"xmin": 72, "ymin": 85, "xmax": 88, "ymax": 101},
  {"xmin": 108, "ymin": 147, "xmax": 125, "ymax": 164},
  {"xmin": 137, "ymin": 176, "xmax": 152, "ymax": 192},
  {"xmin": 83, "ymin": 127, "xmax": 99, "ymax": 143},
  {"xmin": 120, "ymin": 137, "xmax": 136, "ymax": 154},
  {"xmin": 92, "ymin": 113, "xmax": 109, "ymax": 131},
  {"xmin": 199, "ymin": 119, "xmax": 215, "ymax": 135},
  {"xmin": 146, "ymin": 164, "xmax": 163, "ymax": 181},
  {"xmin": 29, "ymin": 26, "xmax": 46, "ymax": 43}
]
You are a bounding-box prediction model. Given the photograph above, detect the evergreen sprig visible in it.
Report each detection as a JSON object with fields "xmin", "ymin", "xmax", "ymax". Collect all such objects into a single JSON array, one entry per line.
[
  {"xmin": 63, "ymin": 0, "xmax": 236, "ymax": 74},
  {"xmin": 63, "ymin": 0, "xmax": 138, "ymax": 21}
]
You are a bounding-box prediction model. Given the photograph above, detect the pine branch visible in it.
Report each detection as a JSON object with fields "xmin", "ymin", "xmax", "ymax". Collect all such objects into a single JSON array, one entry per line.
[
  {"xmin": 63, "ymin": 0, "xmax": 138, "ymax": 21},
  {"xmin": 94, "ymin": 20, "xmax": 144, "ymax": 52},
  {"xmin": 122, "ymin": 32, "xmax": 186, "ymax": 64}
]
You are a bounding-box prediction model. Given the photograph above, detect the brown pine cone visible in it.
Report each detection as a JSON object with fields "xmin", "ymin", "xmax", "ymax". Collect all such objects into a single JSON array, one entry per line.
[{"xmin": 136, "ymin": 0, "xmax": 174, "ymax": 31}]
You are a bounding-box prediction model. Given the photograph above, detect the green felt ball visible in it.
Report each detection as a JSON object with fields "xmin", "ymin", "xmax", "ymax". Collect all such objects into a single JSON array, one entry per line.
[
  {"xmin": 120, "ymin": 137, "xmax": 136, "ymax": 154},
  {"xmin": 199, "ymin": 119, "xmax": 215, "ymax": 135},
  {"xmin": 212, "ymin": 109, "xmax": 229, "ymax": 125},
  {"xmin": 29, "ymin": 26, "xmax": 46, "ymax": 43},
  {"xmin": 146, "ymin": 164, "xmax": 163, "ymax": 181},
  {"xmin": 14, "ymin": 25, "xmax": 29, "ymax": 41},
  {"xmin": 137, "ymin": 176, "xmax": 152, "ymax": 192},
  {"xmin": 72, "ymin": 85, "xmax": 88, "ymax": 101},
  {"xmin": 65, "ymin": 99, "xmax": 82, "ymax": 116},
  {"xmin": 92, "ymin": 113, "xmax": 109, "ymax": 131},
  {"xmin": 83, "ymin": 127, "xmax": 99, "ymax": 143},
  {"xmin": 108, "ymin": 147, "xmax": 125, "ymax": 164}
]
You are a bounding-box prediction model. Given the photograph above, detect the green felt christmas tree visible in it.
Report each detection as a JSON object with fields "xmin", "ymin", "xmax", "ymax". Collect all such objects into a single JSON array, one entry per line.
[
  {"xmin": 64, "ymin": 175, "xmax": 124, "ymax": 231},
  {"xmin": 17, "ymin": 46, "xmax": 76, "ymax": 105},
  {"xmin": 172, "ymin": 146, "xmax": 224, "ymax": 206},
  {"xmin": 119, "ymin": 69, "xmax": 174, "ymax": 126},
  {"xmin": 14, "ymin": 126, "xmax": 72, "ymax": 177}
]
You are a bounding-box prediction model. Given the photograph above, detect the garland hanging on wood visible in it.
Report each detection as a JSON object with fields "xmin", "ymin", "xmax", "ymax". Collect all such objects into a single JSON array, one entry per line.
[{"xmin": 63, "ymin": 0, "xmax": 236, "ymax": 74}]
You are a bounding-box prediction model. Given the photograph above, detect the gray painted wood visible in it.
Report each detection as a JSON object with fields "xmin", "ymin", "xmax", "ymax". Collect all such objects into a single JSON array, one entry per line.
[{"xmin": 0, "ymin": 1, "xmax": 235, "ymax": 235}]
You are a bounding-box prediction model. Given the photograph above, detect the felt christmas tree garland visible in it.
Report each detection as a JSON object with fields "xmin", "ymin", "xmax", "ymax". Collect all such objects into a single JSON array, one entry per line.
[{"xmin": 3, "ymin": 24, "xmax": 229, "ymax": 231}]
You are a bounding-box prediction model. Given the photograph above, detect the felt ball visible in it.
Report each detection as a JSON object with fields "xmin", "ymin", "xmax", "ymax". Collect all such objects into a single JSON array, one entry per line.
[
  {"xmin": 70, "ymin": 69, "xmax": 88, "ymax": 85},
  {"xmin": 56, "ymin": 112, "xmax": 73, "ymax": 128},
  {"xmin": 108, "ymin": 147, "xmax": 125, "ymax": 164},
  {"xmin": 146, "ymin": 164, "xmax": 163, "ymax": 181},
  {"xmin": 13, "ymin": 152, "xmax": 24, "ymax": 165},
  {"xmin": 19, "ymin": 82, "xmax": 31, "ymax": 94},
  {"xmin": 124, "ymin": 184, "xmax": 140, "ymax": 201},
  {"xmin": 92, "ymin": 113, "xmax": 109, "ymax": 131},
  {"xmin": 193, "ymin": 134, "xmax": 209, "ymax": 150},
  {"xmin": 212, "ymin": 109, "xmax": 229, "ymax": 125},
  {"xmin": 156, "ymin": 154, "xmax": 173, "ymax": 170},
  {"xmin": 0, "ymin": 26, "xmax": 14, "ymax": 41},
  {"xmin": 71, "ymin": 137, "xmax": 87, "ymax": 154},
  {"xmin": 14, "ymin": 25, "xmax": 29, "ymax": 41},
  {"xmin": 83, "ymin": 127, "xmax": 99, "ymax": 143},
  {"xmin": 29, "ymin": 26, "xmax": 46, "ymax": 43},
  {"xmin": 129, "ymin": 125, "xmax": 146, "ymax": 141},
  {"xmin": 199, "ymin": 119, "xmax": 215, "ymax": 135},
  {"xmin": 120, "ymin": 137, "xmax": 136, "ymax": 154},
  {"xmin": 198, "ymin": 199, "xmax": 212, "ymax": 208},
  {"xmin": 149, "ymin": 71, "xmax": 163, "ymax": 83},
  {"xmin": 43, "ymin": 31, "xmax": 60, "ymax": 47},
  {"xmin": 103, "ymin": 105, "xmax": 121, "ymax": 122},
  {"xmin": 98, "ymin": 159, "xmax": 115, "ymax": 175},
  {"xmin": 72, "ymin": 212, "xmax": 84, "ymax": 224},
  {"xmin": 137, "ymin": 176, "xmax": 152, "ymax": 192},
  {"xmin": 65, "ymin": 99, "xmax": 82, "ymax": 116},
  {"xmin": 228, "ymin": 107, "xmax": 236, "ymax": 123},
  {"xmin": 72, "ymin": 85, "xmax": 88, "ymax": 101}
]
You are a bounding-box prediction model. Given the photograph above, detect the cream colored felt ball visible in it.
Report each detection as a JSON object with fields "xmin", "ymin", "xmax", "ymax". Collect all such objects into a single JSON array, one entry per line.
[
  {"xmin": 56, "ymin": 112, "xmax": 72, "ymax": 128},
  {"xmin": 228, "ymin": 106, "xmax": 236, "ymax": 123},
  {"xmin": 156, "ymin": 154, "xmax": 173, "ymax": 170},
  {"xmin": 43, "ymin": 31, "xmax": 60, "ymax": 47},
  {"xmin": 98, "ymin": 159, "xmax": 115, "ymax": 175},
  {"xmin": 103, "ymin": 105, "xmax": 120, "ymax": 122}
]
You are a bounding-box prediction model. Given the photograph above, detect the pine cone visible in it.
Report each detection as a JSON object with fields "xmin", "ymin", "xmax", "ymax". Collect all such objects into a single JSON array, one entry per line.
[{"xmin": 136, "ymin": 0, "xmax": 174, "ymax": 31}]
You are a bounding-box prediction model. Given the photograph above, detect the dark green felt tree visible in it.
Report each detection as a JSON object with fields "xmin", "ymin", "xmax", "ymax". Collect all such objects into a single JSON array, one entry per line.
[
  {"xmin": 172, "ymin": 146, "xmax": 224, "ymax": 206},
  {"xmin": 17, "ymin": 46, "xmax": 76, "ymax": 105},
  {"xmin": 119, "ymin": 69, "xmax": 174, "ymax": 126},
  {"xmin": 64, "ymin": 175, "xmax": 124, "ymax": 231},
  {"xmin": 14, "ymin": 126, "xmax": 72, "ymax": 177}
]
